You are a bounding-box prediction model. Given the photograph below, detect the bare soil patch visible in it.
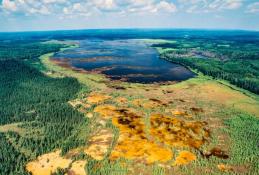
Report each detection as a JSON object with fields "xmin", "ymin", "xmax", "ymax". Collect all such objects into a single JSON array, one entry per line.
[
  {"xmin": 26, "ymin": 150, "xmax": 72, "ymax": 175},
  {"xmin": 84, "ymin": 129, "xmax": 113, "ymax": 160}
]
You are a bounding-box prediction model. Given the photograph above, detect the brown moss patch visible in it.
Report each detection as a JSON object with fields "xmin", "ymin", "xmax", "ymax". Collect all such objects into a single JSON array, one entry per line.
[
  {"xmin": 110, "ymin": 139, "xmax": 172, "ymax": 164},
  {"xmin": 217, "ymin": 163, "xmax": 248, "ymax": 173},
  {"xmin": 217, "ymin": 164, "xmax": 233, "ymax": 172},
  {"xmin": 93, "ymin": 105, "xmax": 119, "ymax": 119},
  {"xmin": 114, "ymin": 97, "xmax": 128, "ymax": 105},
  {"xmin": 171, "ymin": 110, "xmax": 188, "ymax": 116},
  {"xmin": 173, "ymin": 151, "xmax": 196, "ymax": 166},
  {"xmin": 110, "ymin": 109, "xmax": 172, "ymax": 164},
  {"xmin": 26, "ymin": 150, "xmax": 72, "ymax": 175},
  {"xmin": 150, "ymin": 114, "xmax": 210, "ymax": 149},
  {"xmin": 202, "ymin": 147, "xmax": 229, "ymax": 159},
  {"xmin": 131, "ymin": 99, "xmax": 144, "ymax": 107},
  {"xmin": 87, "ymin": 92, "xmax": 111, "ymax": 104},
  {"xmin": 107, "ymin": 84, "xmax": 127, "ymax": 90},
  {"xmin": 132, "ymin": 98, "xmax": 165, "ymax": 109},
  {"xmin": 190, "ymin": 107, "xmax": 204, "ymax": 113},
  {"xmin": 162, "ymin": 89, "xmax": 174, "ymax": 94},
  {"xmin": 84, "ymin": 129, "xmax": 113, "ymax": 160}
]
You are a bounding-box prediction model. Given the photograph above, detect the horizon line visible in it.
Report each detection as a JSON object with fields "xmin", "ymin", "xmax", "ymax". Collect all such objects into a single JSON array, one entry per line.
[{"xmin": 0, "ymin": 27, "xmax": 259, "ymax": 33}]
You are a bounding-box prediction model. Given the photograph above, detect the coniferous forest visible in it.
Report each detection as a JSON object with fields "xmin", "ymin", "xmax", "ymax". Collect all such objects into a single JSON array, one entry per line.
[
  {"xmin": 155, "ymin": 36, "xmax": 259, "ymax": 94},
  {"xmin": 0, "ymin": 40, "xmax": 88, "ymax": 174}
]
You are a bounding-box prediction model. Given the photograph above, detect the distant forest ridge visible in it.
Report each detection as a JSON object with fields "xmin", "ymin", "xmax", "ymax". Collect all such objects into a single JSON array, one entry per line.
[{"xmin": 0, "ymin": 29, "xmax": 259, "ymax": 41}]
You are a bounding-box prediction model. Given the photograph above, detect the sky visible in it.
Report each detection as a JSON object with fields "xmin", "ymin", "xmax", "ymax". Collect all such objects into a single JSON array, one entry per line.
[{"xmin": 0, "ymin": 0, "xmax": 259, "ymax": 32}]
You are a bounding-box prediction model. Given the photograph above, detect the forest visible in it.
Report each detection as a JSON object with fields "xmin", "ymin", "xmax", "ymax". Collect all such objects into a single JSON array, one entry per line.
[
  {"xmin": 0, "ymin": 41, "xmax": 63, "ymax": 61},
  {"xmin": 0, "ymin": 41, "xmax": 88, "ymax": 174},
  {"xmin": 154, "ymin": 37, "xmax": 259, "ymax": 94}
]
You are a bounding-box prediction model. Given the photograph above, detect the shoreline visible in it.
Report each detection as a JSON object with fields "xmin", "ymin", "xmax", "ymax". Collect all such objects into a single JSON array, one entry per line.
[{"xmin": 37, "ymin": 39, "xmax": 259, "ymax": 102}]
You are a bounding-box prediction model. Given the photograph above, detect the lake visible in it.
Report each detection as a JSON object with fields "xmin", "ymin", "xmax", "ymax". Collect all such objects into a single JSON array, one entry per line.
[{"xmin": 52, "ymin": 39, "xmax": 195, "ymax": 83}]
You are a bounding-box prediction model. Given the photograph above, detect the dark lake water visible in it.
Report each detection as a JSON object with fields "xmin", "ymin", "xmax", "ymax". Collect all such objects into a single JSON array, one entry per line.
[{"xmin": 52, "ymin": 39, "xmax": 195, "ymax": 83}]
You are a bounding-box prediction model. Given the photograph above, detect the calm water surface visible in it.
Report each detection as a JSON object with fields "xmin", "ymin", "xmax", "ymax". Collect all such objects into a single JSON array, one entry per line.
[{"xmin": 52, "ymin": 39, "xmax": 195, "ymax": 83}]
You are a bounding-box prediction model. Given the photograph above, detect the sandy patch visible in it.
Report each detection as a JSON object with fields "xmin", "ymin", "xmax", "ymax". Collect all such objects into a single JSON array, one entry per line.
[
  {"xmin": 67, "ymin": 160, "xmax": 87, "ymax": 175},
  {"xmin": 0, "ymin": 122, "xmax": 24, "ymax": 134},
  {"xmin": 26, "ymin": 150, "xmax": 72, "ymax": 175},
  {"xmin": 87, "ymin": 92, "xmax": 111, "ymax": 104},
  {"xmin": 86, "ymin": 113, "xmax": 94, "ymax": 118},
  {"xmin": 84, "ymin": 129, "xmax": 113, "ymax": 160},
  {"xmin": 68, "ymin": 100, "xmax": 83, "ymax": 108}
]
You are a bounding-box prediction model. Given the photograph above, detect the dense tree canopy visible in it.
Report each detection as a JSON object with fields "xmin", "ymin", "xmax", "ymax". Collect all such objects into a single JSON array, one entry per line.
[
  {"xmin": 0, "ymin": 41, "xmax": 87, "ymax": 174},
  {"xmin": 155, "ymin": 37, "xmax": 259, "ymax": 94}
]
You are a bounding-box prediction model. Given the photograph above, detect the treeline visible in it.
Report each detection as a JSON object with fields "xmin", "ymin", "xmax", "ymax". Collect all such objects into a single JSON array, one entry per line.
[
  {"xmin": 0, "ymin": 60, "xmax": 82, "ymax": 124},
  {"xmin": 162, "ymin": 54, "xmax": 259, "ymax": 94},
  {"xmin": 0, "ymin": 42, "xmax": 62, "ymax": 60},
  {"xmin": 153, "ymin": 38, "xmax": 259, "ymax": 61},
  {"xmin": 0, "ymin": 41, "xmax": 88, "ymax": 174}
]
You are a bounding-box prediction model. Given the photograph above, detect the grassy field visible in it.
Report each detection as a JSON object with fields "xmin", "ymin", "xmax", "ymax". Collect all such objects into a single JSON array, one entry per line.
[{"xmin": 23, "ymin": 48, "xmax": 259, "ymax": 175}]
